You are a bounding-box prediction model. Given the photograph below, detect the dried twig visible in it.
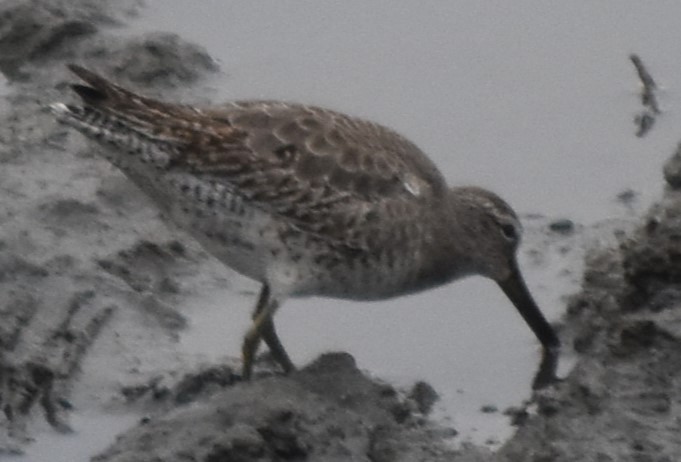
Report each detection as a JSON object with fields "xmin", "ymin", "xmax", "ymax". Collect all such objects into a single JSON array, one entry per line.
[
  {"xmin": 630, "ymin": 54, "xmax": 661, "ymax": 137},
  {"xmin": 630, "ymin": 54, "xmax": 660, "ymax": 114}
]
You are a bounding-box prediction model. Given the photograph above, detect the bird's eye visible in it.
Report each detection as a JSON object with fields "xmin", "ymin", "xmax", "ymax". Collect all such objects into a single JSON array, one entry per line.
[{"xmin": 501, "ymin": 223, "xmax": 517, "ymax": 241}]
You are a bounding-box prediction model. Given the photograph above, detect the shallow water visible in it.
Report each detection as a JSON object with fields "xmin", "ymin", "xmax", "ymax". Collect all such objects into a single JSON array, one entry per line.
[
  {"xmin": 20, "ymin": 412, "xmax": 139, "ymax": 462},
  {"xmin": 138, "ymin": 0, "xmax": 681, "ymax": 446}
]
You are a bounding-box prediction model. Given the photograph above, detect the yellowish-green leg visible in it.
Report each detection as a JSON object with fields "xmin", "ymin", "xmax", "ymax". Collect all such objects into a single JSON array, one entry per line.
[
  {"xmin": 261, "ymin": 315, "xmax": 295, "ymax": 374},
  {"xmin": 241, "ymin": 285, "xmax": 269, "ymax": 380},
  {"xmin": 241, "ymin": 284, "xmax": 295, "ymax": 380}
]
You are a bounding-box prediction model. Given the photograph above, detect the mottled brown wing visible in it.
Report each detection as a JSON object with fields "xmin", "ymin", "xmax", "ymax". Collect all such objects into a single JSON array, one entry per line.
[
  {"xmin": 68, "ymin": 65, "xmax": 448, "ymax": 249},
  {"xmin": 196, "ymin": 102, "xmax": 449, "ymax": 247}
]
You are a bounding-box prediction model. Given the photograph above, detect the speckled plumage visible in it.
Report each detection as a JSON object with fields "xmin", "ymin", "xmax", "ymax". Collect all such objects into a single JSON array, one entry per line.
[{"xmin": 51, "ymin": 65, "xmax": 559, "ymax": 380}]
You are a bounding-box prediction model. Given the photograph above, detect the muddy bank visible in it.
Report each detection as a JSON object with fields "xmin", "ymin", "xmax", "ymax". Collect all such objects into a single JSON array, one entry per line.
[
  {"xmin": 494, "ymin": 185, "xmax": 681, "ymax": 461},
  {"xmin": 1, "ymin": 0, "xmax": 681, "ymax": 461},
  {"xmin": 94, "ymin": 353, "xmax": 478, "ymax": 462},
  {"xmin": 0, "ymin": 0, "xmax": 223, "ymax": 455}
]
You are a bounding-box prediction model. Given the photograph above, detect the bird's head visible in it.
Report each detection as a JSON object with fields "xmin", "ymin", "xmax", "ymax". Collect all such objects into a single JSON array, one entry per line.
[{"xmin": 444, "ymin": 187, "xmax": 560, "ymax": 352}]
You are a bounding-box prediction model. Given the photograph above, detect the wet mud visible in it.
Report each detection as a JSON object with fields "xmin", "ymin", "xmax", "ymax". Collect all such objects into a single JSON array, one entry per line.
[{"xmin": 1, "ymin": 0, "xmax": 681, "ymax": 460}]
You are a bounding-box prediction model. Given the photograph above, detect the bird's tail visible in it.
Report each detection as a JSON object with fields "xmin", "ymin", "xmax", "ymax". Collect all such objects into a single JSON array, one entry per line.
[{"xmin": 50, "ymin": 65, "xmax": 202, "ymax": 165}]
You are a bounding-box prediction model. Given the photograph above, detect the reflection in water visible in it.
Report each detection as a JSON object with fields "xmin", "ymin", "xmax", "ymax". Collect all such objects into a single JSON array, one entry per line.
[{"xmin": 532, "ymin": 346, "xmax": 561, "ymax": 390}]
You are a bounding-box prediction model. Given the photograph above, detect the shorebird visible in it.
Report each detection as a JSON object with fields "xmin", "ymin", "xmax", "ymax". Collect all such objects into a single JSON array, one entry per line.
[{"xmin": 51, "ymin": 65, "xmax": 560, "ymax": 381}]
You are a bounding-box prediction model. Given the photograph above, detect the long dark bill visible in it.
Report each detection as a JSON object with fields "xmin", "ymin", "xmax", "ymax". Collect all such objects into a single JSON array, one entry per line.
[
  {"xmin": 498, "ymin": 260, "xmax": 560, "ymax": 389},
  {"xmin": 498, "ymin": 261, "xmax": 560, "ymax": 350}
]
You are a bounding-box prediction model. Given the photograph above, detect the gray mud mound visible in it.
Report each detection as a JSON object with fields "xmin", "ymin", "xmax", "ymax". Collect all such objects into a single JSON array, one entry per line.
[
  {"xmin": 94, "ymin": 353, "xmax": 475, "ymax": 462},
  {"xmin": 0, "ymin": 0, "xmax": 138, "ymax": 79},
  {"xmin": 497, "ymin": 188, "xmax": 681, "ymax": 461}
]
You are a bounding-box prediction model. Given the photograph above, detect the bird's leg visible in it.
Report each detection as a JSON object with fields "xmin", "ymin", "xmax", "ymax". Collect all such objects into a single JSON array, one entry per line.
[
  {"xmin": 241, "ymin": 284, "xmax": 294, "ymax": 380},
  {"xmin": 251, "ymin": 284, "xmax": 294, "ymax": 373},
  {"xmin": 241, "ymin": 285, "xmax": 269, "ymax": 380},
  {"xmin": 260, "ymin": 315, "xmax": 295, "ymax": 374}
]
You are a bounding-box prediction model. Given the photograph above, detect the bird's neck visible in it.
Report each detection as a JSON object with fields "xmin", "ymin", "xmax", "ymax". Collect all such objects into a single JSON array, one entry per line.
[{"xmin": 411, "ymin": 201, "xmax": 477, "ymax": 291}]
